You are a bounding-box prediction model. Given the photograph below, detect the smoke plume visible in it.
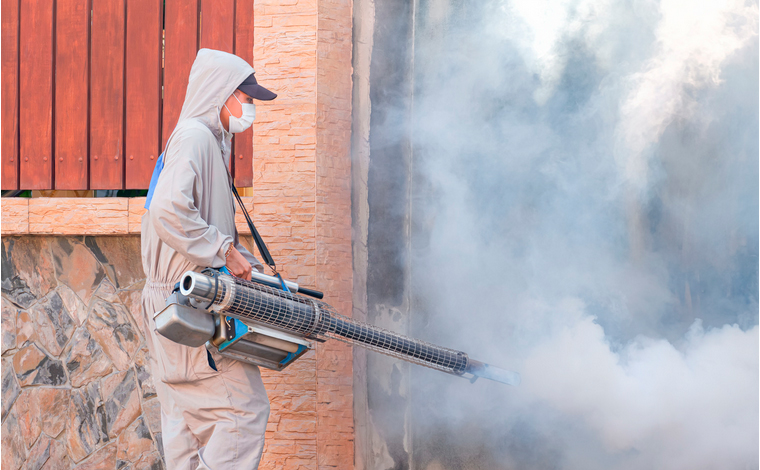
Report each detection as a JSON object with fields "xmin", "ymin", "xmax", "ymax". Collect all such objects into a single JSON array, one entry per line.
[{"xmin": 401, "ymin": 0, "xmax": 759, "ymax": 468}]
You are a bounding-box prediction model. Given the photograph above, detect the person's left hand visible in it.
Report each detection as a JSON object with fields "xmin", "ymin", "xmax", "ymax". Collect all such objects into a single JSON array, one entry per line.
[{"xmin": 225, "ymin": 246, "xmax": 253, "ymax": 281}]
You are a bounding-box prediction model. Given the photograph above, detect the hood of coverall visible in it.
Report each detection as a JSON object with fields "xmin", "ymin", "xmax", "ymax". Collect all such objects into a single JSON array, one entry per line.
[{"xmin": 173, "ymin": 48, "xmax": 255, "ymax": 143}]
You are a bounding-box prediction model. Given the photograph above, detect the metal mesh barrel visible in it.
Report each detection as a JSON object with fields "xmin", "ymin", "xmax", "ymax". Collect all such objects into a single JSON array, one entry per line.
[{"xmin": 182, "ymin": 272, "xmax": 469, "ymax": 376}]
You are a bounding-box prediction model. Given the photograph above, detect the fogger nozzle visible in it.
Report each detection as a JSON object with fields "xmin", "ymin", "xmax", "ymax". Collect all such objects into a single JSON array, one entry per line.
[
  {"xmin": 465, "ymin": 359, "xmax": 521, "ymax": 386},
  {"xmin": 179, "ymin": 270, "xmax": 520, "ymax": 386}
]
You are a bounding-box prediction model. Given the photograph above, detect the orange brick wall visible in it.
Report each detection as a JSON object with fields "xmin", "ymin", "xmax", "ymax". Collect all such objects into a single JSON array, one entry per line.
[
  {"xmin": 253, "ymin": 0, "xmax": 354, "ymax": 468},
  {"xmin": 316, "ymin": 0, "xmax": 355, "ymax": 468}
]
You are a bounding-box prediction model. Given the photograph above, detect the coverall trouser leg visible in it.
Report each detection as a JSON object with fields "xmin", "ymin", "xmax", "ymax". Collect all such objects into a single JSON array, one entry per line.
[{"xmin": 142, "ymin": 284, "xmax": 270, "ymax": 470}]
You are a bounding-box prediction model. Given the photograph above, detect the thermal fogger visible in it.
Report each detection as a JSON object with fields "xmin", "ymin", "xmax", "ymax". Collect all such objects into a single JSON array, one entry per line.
[{"xmin": 154, "ymin": 269, "xmax": 520, "ymax": 386}]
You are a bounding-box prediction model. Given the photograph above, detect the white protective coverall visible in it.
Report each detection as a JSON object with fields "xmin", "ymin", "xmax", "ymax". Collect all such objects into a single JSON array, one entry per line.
[{"xmin": 140, "ymin": 49, "xmax": 270, "ymax": 469}]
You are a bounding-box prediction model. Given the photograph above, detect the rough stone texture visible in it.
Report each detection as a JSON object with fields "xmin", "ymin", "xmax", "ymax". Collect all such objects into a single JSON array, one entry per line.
[
  {"xmin": 140, "ymin": 398, "xmax": 161, "ymax": 436},
  {"xmin": 115, "ymin": 418, "xmax": 153, "ymax": 465},
  {"xmin": 27, "ymin": 292, "xmax": 75, "ymax": 356},
  {"xmin": 100, "ymin": 370, "xmax": 141, "ymax": 439},
  {"xmin": 20, "ymin": 434, "xmax": 71, "ymax": 470},
  {"xmin": 116, "ymin": 288, "xmax": 145, "ymax": 337},
  {"xmin": 153, "ymin": 433, "xmax": 164, "ymax": 462},
  {"xmin": 2, "ymin": 297, "xmax": 18, "ymax": 353},
  {"xmin": 51, "ymin": 238, "xmax": 106, "ymax": 307},
  {"xmin": 130, "ymin": 452, "xmax": 163, "ymax": 470},
  {"xmin": 127, "ymin": 199, "xmax": 146, "ymax": 234},
  {"xmin": 92, "ymin": 278, "xmax": 120, "ymax": 305},
  {"xmin": 2, "ymin": 410, "xmax": 28, "ymax": 470},
  {"xmin": 29, "ymin": 199, "xmax": 128, "ymax": 235},
  {"xmin": 39, "ymin": 388, "xmax": 72, "ymax": 439},
  {"xmin": 5, "ymin": 237, "xmax": 58, "ymax": 301},
  {"xmin": 2, "ymin": 238, "xmax": 55, "ymax": 309},
  {"xmin": 87, "ymin": 299, "xmax": 139, "ymax": 372},
  {"xmin": 2, "ymin": 357, "xmax": 21, "ymax": 421},
  {"xmin": 132, "ymin": 348, "xmax": 155, "ymax": 400},
  {"xmin": 1, "ymin": 198, "xmax": 29, "ymax": 234},
  {"xmin": 67, "ymin": 383, "xmax": 107, "ymax": 463},
  {"xmin": 65, "ymin": 328, "xmax": 114, "ymax": 388},
  {"xmin": 71, "ymin": 443, "xmax": 116, "ymax": 470},
  {"xmin": 84, "ymin": 237, "xmax": 143, "ymax": 290},
  {"xmin": 39, "ymin": 443, "xmax": 72, "ymax": 470},
  {"xmin": 15, "ymin": 388, "xmax": 43, "ymax": 449},
  {"xmin": 13, "ymin": 343, "xmax": 67, "ymax": 387},
  {"xmin": 16, "ymin": 309, "xmax": 35, "ymax": 348},
  {"xmin": 57, "ymin": 285, "xmax": 88, "ymax": 326}
]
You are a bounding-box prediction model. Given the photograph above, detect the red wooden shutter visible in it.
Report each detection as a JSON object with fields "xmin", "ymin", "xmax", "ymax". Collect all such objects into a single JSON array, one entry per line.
[
  {"xmin": 89, "ymin": 0, "xmax": 125, "ymax": 189},
  {"xmin": 201, "ymin": 0, "xmax": 235, "ymax": 52},
  {"xmin": 19, "ymin": 0, "xmax": 54, "ymax": 189},
  {"xmin": 125, "ymin": 0, "xmax": 163, "ymax": 189},
  {"xmin": 1, "ymin": 0, "xmax": 19, "ymax": 190},
  {"xmin": 55, "ymin": 0, "xmax": 90, "ymax": 190},
  {"xmin": 163, "ymin": 0, "xmax": 199, "ymax": 151},
  {"xmin": 235, "ymin": 0, "xmax": 255, "ymax": 187}
]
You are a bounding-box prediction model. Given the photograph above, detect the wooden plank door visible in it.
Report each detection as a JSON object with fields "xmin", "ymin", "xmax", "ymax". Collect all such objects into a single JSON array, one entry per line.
[
  {"xmin": 163, "ymin": 0, "xmax": 199, "ymax": 151},
  {"xmin": 200, "ymin": 0, "xmax": 236, "ymax": 178},
  {"xmin": 1, "ymin": 0, "xmax": 19, "ymax": 189},
  {"xmin": 125, "ymin": 0, "xmax": 163, "ymax": 189},
  {"xmin": 19, "ymin": 0, "xmax": 54, "ymax": 189},
  {"xmin": 89, "ymin": 0, "xmax": 125, "ymax": 189},
  {"xmin": 55, "ymin": 0, "xmax": 90, "ymax": 190},
  {"xmin": 234, "ymin": 0, "xmax": 255, "ymax": 187},
  {"xmin": 200, "ymin": 0, "xmax": 234, "ymax": 53}
]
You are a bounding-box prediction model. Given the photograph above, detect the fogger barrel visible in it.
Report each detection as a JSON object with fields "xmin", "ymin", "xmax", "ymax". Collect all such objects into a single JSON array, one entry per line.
[{"xmin": 179, "ymin": 271, "xmax": 520, "ymax": 385}]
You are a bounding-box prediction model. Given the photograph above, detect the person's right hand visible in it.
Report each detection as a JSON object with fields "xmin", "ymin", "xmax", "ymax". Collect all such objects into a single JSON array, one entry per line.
[{"xmin": 225, "ymin": 245, "xmax": 252, "ymax": 281}]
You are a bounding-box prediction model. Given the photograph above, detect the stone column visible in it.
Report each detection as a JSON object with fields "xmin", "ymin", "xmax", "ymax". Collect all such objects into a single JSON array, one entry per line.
[{"xmin": 253, "ymin": 0, "xmax": 354, "ymax": 468}]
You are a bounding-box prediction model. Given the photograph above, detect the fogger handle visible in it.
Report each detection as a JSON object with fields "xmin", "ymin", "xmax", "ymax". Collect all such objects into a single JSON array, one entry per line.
[
  {"xmin": 226, "ymin": 267, "xmax": 324, "ymax": 299},
  {"xmin": 296, "ymin": 286, "xmax": 324, "ymax": 299}
]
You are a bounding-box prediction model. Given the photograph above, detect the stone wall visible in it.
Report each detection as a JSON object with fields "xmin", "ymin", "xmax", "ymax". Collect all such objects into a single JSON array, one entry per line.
[
  {"xmin": 1, "ymin": 231, "xmax": 352, "ymax": 470},
  {"xmin": 2, "ymin": 236, "xmax": 162, "ymax": 470}
]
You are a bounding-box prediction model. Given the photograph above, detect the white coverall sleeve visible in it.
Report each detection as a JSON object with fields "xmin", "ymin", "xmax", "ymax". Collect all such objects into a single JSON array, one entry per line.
[
  {"xmin": 235, "ymin": 242, "xmax": 265, "ymax": 273},
  {"xmin": 149, "ymin": 136, "xmax": 233, "ymax": 268}
]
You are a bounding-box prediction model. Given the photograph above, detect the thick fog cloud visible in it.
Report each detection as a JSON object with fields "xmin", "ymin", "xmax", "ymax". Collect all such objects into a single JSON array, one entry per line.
[{"xmin": 403, "ymin": 0, "xmax": 759, "ymax": 468}]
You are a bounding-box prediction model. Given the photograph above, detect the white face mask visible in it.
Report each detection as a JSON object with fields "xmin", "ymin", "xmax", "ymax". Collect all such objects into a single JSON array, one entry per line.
[{"xmin": 225, "ymin": 93, "xmax": 256, "ymax": 133}]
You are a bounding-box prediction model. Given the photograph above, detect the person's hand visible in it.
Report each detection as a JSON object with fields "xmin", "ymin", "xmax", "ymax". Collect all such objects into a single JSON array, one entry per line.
[{"xmin": 225, "ymin": 245, "xmax": 252, "ymax": 281}]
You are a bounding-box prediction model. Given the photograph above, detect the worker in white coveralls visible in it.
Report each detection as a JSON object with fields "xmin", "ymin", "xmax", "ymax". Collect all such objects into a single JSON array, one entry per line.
[{"xmin": 140, "ymin": 48, "xmax": 277, "ymax": 469}]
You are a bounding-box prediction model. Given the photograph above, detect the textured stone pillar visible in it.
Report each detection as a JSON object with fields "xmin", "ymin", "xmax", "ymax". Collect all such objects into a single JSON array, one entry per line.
[{"xmin": 253, "ymin": 0, "xmax": 354, "ymax": 468}]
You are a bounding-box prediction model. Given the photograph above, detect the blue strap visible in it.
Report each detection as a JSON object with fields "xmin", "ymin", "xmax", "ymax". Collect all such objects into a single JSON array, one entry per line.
[
  {"xmin": 144, "ymin": 152, "xmax": 165, "ymax": 210},
  {"xmin": 275, "ymin": 273, "xmax": 290, "ymax": 292}
]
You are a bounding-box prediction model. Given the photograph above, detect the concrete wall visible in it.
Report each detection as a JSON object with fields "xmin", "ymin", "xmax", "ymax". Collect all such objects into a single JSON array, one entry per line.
[{"xmin": 351, "ymin": 0, "xmax": 417, "ymax": 466}]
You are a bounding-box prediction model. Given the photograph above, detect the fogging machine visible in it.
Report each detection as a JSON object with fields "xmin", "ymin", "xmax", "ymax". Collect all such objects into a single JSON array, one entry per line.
[
  {"xmin": 154, "ymin": 268, "xmax": 520, "ymax": 385},
  {"xmin": 153, "ymin": 180, "xmax": 519, "ymax": 385}
]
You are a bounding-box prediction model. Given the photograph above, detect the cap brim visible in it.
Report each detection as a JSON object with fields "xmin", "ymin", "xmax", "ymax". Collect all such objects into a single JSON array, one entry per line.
[{"xmin": 238, "ymin": 83, "xmax": 277, "ymax": 101}]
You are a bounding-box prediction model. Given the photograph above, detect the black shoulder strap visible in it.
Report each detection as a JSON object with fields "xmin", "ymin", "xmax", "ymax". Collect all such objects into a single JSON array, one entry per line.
[{"xmin": 231, "ymin": 185, "xmax": 277, "ymax": 273}]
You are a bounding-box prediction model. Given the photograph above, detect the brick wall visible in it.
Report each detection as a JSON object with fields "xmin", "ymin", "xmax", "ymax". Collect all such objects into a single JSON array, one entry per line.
[
  {"xmin": 315, "ymin": 0, "xmax": 355, "ymax": 467},
  {"xmin": 253, "ymin": 0, "xmax": 354, "ymax": 468},
  {"xmin": 1, "ymin": 0, "xmax": 354, "ymax": 468}
]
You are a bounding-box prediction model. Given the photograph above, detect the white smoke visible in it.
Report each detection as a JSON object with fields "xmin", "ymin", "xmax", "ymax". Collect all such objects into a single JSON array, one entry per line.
[
  {"xmin": 524, "ymin": 312, "xmax": 758, "ymax": 469},
  {"xmin": 401, "ymin": 0, "xmax": 759, "ymax": 468},
  {"xmin": 616, "ymin": 0, "xmax": 758, "ymax": 190}
]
